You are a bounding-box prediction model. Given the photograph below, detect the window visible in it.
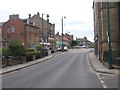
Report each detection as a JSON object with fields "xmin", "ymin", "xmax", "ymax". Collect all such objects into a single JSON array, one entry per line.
[
  {"xmin": 11, "ymin": 26, "xmax": 15, "ymax": 32},
  {"xmin": 7, "ymin": 27, "xmax": 10, "ymax": 33}
]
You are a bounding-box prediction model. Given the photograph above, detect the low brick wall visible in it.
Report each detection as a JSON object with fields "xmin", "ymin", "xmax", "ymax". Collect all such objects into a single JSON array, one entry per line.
[{"xmin": 1, "ymin": 57, "xmax": 26, "ymax": 68}]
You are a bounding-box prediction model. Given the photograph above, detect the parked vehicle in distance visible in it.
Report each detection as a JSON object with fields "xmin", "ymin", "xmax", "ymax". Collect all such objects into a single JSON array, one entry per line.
[
  {"xmin": 82, "ymin": 45, "xmax": 86, "ymax": 48},
  {"xmin": 64, "ymin": 46, "xmax": 68, "ymax": 51},
  {"xmin": 57, "ymin": 47, "xmax": 62, "ymax": 51}
]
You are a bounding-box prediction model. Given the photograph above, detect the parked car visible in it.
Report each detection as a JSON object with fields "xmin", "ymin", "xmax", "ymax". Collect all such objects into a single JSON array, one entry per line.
[
  {"xmin": 82, "ymin": 45, "xmax": 86, "ymax": 48},
  {"xmin": 64, "ymin": 46, "xmax": 68, "ymax": 51},
  {"xmin": 57, "ymin": 47, "xmax": 62, "ymax": 51}
]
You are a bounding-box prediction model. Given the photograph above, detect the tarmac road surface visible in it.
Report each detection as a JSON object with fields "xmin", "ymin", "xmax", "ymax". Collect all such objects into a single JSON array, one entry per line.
[{"xmin": 2, "ymin": 49, "xmax": 105, "ymax": 88}]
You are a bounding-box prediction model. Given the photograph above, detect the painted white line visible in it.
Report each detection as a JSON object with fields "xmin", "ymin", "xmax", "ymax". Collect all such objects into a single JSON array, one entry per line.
[
  {"xmin": 103, "ymin": 85, "xmax": 107, "ymax": 88},
  {"xmin": 100, "ymin": 80, "xmax": 104, "ymax": 84},
  {"xmin": 96, "ymin": 73, "xmax": 100, "ymax": 78},
  {"xmin": 99, "ymin": 77, "xmax": 102, "ymax": 80}
]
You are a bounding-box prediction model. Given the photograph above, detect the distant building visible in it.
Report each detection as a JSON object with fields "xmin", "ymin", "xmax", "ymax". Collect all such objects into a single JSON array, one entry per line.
[
  {"xmin": 55, "ymin": 32, "xmax": 74, "ymax": 49},
  {"xmin": 2, "ymin": 14, "xmax": 40, "ymax": 47},
  {"xmin": 76, "ymin": 36, "xmax": 92, "ymax": 48},
  {"xmin": 63, "ymin": 33, "xmax": 74, "ymax": 48}
]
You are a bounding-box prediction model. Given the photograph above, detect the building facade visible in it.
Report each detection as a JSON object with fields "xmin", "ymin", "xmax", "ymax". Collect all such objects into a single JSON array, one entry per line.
[
  {"xmin": 55, "ymin": 32, "xmax": 74, "ymax": 49},
  {"xmin": 76, "ymin": 36, "xmax": 92, "ymax": 48},
  {"xmin": 28, "ymin": 12, "xmax": 55, "ymax": 50},
  {"xmin": 2, "ymin": 14, "xmax": 40, "ymax": 47},
  {"xmin": 93, "ymin": 2, "xmax": 120, "ymax": 62}
]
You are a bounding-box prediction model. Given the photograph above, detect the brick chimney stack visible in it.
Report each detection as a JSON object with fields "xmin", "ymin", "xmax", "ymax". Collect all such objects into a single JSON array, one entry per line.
[
  {"xmin": 37, "ymin": 12, "xmax": 40, "ymax": 17},
  {"xmin": 29, "ymin": 14, "xmax": 31, "ymax": 19},
  {"xmin": 9, "ymin": 14, "xmax": 19, "ymax": 20}
]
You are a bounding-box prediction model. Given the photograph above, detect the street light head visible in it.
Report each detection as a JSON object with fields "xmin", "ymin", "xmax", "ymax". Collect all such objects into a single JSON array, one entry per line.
[
  {"xmin": 47, "ymin": 14, "xmax": 49, "ymax": 18},
  {"xmin": 64, "ymin": 16, "xmax": 66, "ymax": 19}
]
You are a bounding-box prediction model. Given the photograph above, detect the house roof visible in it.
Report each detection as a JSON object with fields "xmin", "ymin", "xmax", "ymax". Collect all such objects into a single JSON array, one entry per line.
[
  {"xmin": 63, "ymin": 37, "xmax": 69, "ymax": 41},
  {"xmin": 77, "ymin": 37, "xmax": 90, "ymax": 42}
]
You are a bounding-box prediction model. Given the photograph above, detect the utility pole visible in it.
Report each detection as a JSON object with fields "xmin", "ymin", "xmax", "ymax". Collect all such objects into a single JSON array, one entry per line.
[
  {"xmin": 42, "ymin": 13, "xmax": 44, "ymax": 47},
  {"xmin": 106, "ymin": 1, "xmax": 113, "ymax": 69},
  {"xmin": 61, "ymin": 16, "xmax": 66, "ymax": 52},
  {"xmin": 62, "ymin": 17, "xmax": 63, "ymax": 52}
]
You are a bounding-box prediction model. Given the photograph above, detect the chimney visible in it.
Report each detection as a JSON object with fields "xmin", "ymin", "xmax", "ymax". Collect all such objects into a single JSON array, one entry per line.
[
  {"xmin": 37, "ymin": 12, "xmax": 40, "ymax": 17},
  {"xmin": 56, "ymin": 32, "xmax": 59, "ymax": 35},
  {"xmin": 84, "ymin": 36, "xmax": 87, "ymax": 40},
  {"xmin": 9, "ymin": 14, "xmax": 19, "ymax": 20},
  {"xmin": 29, "ymin": 14, "xmax": 31, "ymax": 19}
]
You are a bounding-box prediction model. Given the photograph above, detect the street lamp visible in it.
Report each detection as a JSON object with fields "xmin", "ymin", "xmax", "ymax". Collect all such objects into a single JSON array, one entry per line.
[
  {"xmin": 61, "ymin": 16, "xmax": 66, "ymax": 52},
  {"xmin": 42, "ymin": 13, "xmax": 49, "ymax": 46},
  {"xmin": 106, "ymin": 1, "xmax": 113, "ymax": 69}
]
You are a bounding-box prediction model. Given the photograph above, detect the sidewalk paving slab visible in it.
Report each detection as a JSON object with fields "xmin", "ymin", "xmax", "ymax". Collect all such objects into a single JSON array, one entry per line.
[{"xmin": 88, "ymin": 52, "xmax": 118, "ymax": 75}]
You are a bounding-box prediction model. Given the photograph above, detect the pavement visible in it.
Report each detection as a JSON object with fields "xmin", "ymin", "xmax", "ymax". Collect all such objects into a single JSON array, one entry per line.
[
  {"xmin": 0, "ymin": 51, "xmax": 62, "ymax": 75},
  {"xmin": 0, "ymin": 49, "xmax": 119, "ymax": 75},
  {"xmin": 88, "ymin": 51, "xmax": 119, "ymax": 75}
]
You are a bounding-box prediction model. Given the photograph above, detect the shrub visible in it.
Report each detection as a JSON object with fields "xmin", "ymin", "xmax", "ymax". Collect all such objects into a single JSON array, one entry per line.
[
  {"xmin": 8, "ymin": 40, "xmax": 25, "ymax": 56},
  {"xmin": 2, "ymin": 47, "xmax": 11, "ymax": 57},
  {"xmin": 25, "ymin": 48, "xmax": 35, "ymax": 52},
  {"xmin": 35, "ymin": 51, "xmax": 42, "ymax": 59},
  {"xmin": 44, "ymin": 51, "xmax": 48, "ymax": 56},
  {"xmin": 25, "ymin": 52, "xmax": 35, "ymax": 61},
  {"xmin": 35, "ymin": 45, "xmax": 43, "ymax": 51}
]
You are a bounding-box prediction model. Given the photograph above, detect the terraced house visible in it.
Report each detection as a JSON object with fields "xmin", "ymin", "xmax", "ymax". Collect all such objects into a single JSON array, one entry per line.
[
  {"xmin": 2, "ymin": 14, "xmax": 40, "ymax": 47},
  {"xmin": 28, "ymin": 12, "xmax": 55, "ymax": 50}
]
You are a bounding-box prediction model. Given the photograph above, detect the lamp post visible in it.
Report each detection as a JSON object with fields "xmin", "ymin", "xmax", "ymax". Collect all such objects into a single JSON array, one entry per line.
[
  {"xmin": 106, "ymin": 1, "xmax": 113, "ymax": 69},
  {"xmin": 42, "ymin": 13, "xmax": 49, "ymax": 46},
  {"xmin": 61, "ymin": 16, "xmax": 66, "ymax": 52}
]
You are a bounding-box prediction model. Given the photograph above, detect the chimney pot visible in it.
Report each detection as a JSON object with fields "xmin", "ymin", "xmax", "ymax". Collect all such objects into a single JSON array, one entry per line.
[{"xmin": 29, "ymin": 14, "xmax": 31, "ymax": 18}]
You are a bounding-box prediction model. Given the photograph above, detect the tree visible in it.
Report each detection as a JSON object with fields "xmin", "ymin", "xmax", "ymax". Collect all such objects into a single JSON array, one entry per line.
[{"xmin": 71, "ymin": 40, "xmax": 79, "ymax": 47}]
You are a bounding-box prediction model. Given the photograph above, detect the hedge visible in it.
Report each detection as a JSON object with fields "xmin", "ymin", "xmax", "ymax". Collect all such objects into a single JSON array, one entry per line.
[
  {"xmin": 25, "ymin": 48, "xmax": 35, "ymax": 52},
  {"xmin": 25, "ymin": 52, "xmax": 35, "ymax": 61},
  {"xmin": 35, "ymin": 51, "xmax": 42, "ymax": 59}
]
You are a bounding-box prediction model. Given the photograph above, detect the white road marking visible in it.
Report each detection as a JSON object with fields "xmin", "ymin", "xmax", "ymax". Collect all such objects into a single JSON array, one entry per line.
[
  {"xmin": 96, "ymin": 73, "xmax": 108, "ymax": 88},
  {"xmin": 103, "ymin": 85, "xmax": 107, "ymax": 88},
  {"xmin": 100, "ymin": 80, "xmax": 104, "ymax": 84},
  {"xmin": 96, "ymin": 74, "xmax": 100, "ymax": 78}
]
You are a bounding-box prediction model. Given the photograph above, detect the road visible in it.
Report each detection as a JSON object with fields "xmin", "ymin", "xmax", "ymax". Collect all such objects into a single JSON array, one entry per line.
[{"xmin": 2, "ymin": 49, "xmax": 114, "ymax": 88}]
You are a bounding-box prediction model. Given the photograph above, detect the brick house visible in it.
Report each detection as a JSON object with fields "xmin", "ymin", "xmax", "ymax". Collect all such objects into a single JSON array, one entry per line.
[
  {"xmin": 63, "ymin": 33, "xmax": 74, "ymax": 48},
  {"xmin": 28, "ymin": 12, "xmax": 55, "ymax": 50},
  {"xmin": 2, "ymin": 14, "xmax": 40, "ymax": 47},
  {"xmin": 55, "ymin": 32, "xmax": 74, "ymax": 49}
]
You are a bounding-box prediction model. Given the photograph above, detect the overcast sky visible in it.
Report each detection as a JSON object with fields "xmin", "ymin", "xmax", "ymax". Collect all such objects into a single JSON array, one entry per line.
[{"xmin": 0, "ymin": 0, "xmax": 94, "ymax": 42}]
